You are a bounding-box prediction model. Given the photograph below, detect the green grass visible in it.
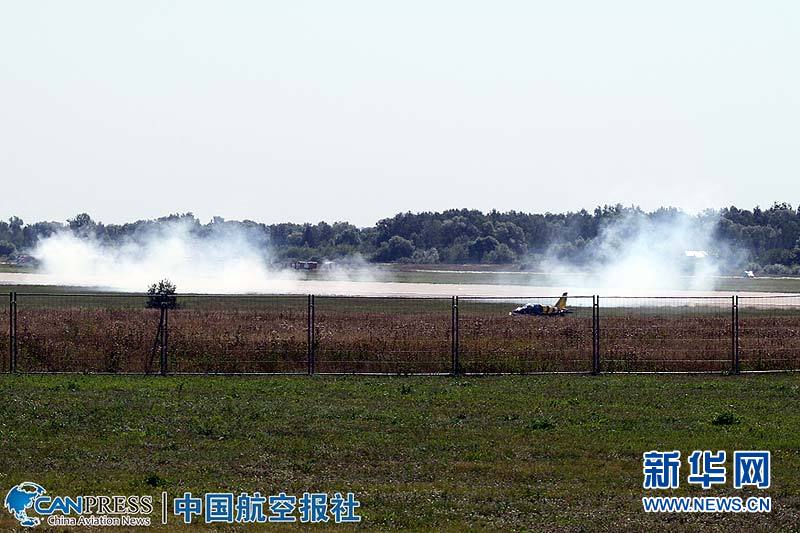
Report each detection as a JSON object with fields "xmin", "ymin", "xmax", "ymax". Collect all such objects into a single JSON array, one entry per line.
[
  {"xmin": 380, "ymin": 266, "xmax": 800, "ymax": 293},
  {"xmin": 1, "ymin": 374, "xmax": 798, "ymax": 530},
  {"xmin": 714, "ymin": 276, "xmax": 800, "ymax": 294},
  {"xmin": 0, "ymin": 264, "xmax": 34, "ymax": 274},
  {"xmin": 4, "ymin": 265, "xmax": 800, "ymax": 295},
  {"xmin": 1, "ymin": 284, "xmax": 108, "ymax": 295}
]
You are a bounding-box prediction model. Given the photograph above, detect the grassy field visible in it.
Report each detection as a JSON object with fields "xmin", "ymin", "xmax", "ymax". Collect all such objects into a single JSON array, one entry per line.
[
  {"xmin": 384, "ymin": 265, "xmax": 800, "ymax": 293},
  {"xmin": 0, "ymin": 264, "xmax": 35, "ymax": 274},
  {"xmin": 0, "ymin": 374, "xmax": 798, "ymax": 531},
  {"xmin": 4, "ymin": 264, "xmax": 800, "ymax": 294}
]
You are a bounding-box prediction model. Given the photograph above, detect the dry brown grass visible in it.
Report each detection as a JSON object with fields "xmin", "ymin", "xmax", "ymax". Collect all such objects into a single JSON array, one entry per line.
[
  {"xmin": 740, "ymin": 316, "xmax": 800, "ymax": 371},
  {"xmin": 8, "ymin": 300, "xmax": 800, "ymax": 373},
  {"xmin": 0, "ymin": 310, "xmax": 8, "ymax": 373}
]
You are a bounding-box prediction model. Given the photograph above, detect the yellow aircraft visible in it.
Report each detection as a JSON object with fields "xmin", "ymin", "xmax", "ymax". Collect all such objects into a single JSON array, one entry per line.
[{"xmin": 509, "ymin": 293, "xmax": 572, "ymax": 316}]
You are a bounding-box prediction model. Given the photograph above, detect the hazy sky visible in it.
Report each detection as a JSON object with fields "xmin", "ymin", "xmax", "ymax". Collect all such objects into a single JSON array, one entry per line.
[{"xmin": 1, "ymin": 1, "xmax": 798, "ymax": 227}]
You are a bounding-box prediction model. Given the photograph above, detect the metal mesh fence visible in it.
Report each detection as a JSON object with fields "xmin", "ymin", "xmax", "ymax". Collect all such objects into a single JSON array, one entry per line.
[
  {"xmin": 459, "ymin": 296, "xmax": 594, "ymax": 373},
  {"xmin": 599, "ymin": 297, "xmax": 733, "ymax": 372},
  {"xmin": 314, "ymin": 296, "xmax": 452, "ymax": 374},
  {"xmin": 15, "ymin": 293, "xmax": 157, "ymax": 373},
  {"xmin": 5, "ymin": 292, "xmax": 800, "ymax": 374},
  {"xmin": 739, "ymin": 295, "xmax": 800, "ymax": 371},
  {"xmin": 168, "ymin": 295, "xmax": 308, "ymax": 373}
]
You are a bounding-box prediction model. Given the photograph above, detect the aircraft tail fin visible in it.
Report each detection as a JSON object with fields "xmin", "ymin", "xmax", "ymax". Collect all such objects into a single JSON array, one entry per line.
[{"xmin": 555, "ymin": 292, "xmax": 568, "ymax": 310}]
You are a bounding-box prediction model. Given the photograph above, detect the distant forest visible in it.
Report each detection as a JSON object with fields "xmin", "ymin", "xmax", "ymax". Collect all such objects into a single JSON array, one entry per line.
[{"xmin": 2, "ymin": 203, "xmax": 800, "ymax": 274}]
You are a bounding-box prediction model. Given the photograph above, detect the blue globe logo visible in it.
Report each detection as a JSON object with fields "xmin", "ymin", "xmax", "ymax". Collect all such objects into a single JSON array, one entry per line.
[{"xmin": 4, "ymin": 482, "xmax": 46, "ymax": 527}]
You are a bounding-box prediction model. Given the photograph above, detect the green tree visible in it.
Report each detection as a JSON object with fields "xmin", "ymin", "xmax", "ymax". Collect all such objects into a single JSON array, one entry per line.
[
  {"xmin": 0, "ymin": 241, "xmax": 16, "ymax": 257},
  {"xmin": 486, "ymin": 243, "xmax": 515, "ymax": 263},
  {"xmin": 373, "ymin": 236, "xmax": 415, "ymax": 262},
  {"xmin": 467, "ymin": 236, "xmax": 499, "ymax": 262}
]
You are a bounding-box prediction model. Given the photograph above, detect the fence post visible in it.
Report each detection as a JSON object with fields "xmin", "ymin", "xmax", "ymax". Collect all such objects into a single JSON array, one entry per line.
[
  {"xmin": 11, "ymin": 292, "xmax": 17, "ymax": 373},
  {"xmin": 591, "ymin": 295, "xmax": 595, "ymax": 374},
  {"xmin": 307, "ymin": 295, "xmax": 316, "ymax": 375},
  {"xmin": 591, "ymin": 295, "xmax": 600, "ymax": 374},
  {"xmin": 732, "ymin": 295, "xmax": 740, "ymax": 374},
  {"xmin": 596, "ymin": 295, "xmax": 601, "ymax": 374},
  {"xmin": 450, "ymin": 296, "xmax": 455, "ymax": 375},
  {"xmin": 159, "ymin": 305, "xmax": 168, "ymax": 376},
  {"xmin": 451, "ymin": 296, "xmax": 460, "ymax": 375},
  {"xmin": 8, "ymin": 292, "xmax": 14, "ymax": 373}
]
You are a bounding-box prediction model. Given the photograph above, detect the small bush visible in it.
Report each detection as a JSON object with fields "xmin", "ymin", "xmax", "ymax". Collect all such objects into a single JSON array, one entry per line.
[
  {"xmin": 528, "ymin": 417, "xmax": 556, "ymax": 430},
  {"xmin": 712, "ymin": 411, "xmax": 740, "ymax": 426},
  {"xmin": 146, "ymin": 279, "xmax": 178, "ymax": 309},
  {"xmin": 144, "ymin": 474, "xmax": 167, "ymax": 487}
]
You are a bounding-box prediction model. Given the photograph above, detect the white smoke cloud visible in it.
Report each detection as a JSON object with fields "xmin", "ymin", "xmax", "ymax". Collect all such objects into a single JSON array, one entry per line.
[
  {"xmin": 539, "ymin": 210, "xmax": 723, "ymax": 292},
  {"xmin": 29, "ymin": 219, "xmax": 391, "ymax": 293},
  {"xmin": 26, "ymin": 210, "xmax": 731, "ymax": 296},
  {"xmin": 315, "ymin": 253, "xmax": 389, "ymax": 283},
  {"xmin": 31, "ymin": 220, "xmax": 299, "ymax": 293}
]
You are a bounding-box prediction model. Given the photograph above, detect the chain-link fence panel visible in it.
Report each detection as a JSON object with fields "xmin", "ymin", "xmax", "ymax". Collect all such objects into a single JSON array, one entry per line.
[
  {"xmin": 16, "ymin": 293, "xmax": 158, "ymax": 373},
  {"xmin": 739, "ymin": 295, "xmax": 800, "ymax": 371},
  {"xmin": 168, "ymin": 295, "xmax": 308, "ymax": 373},
  {"xmin": 314, "ymin": 296, "xmax": 451, "ymax": 374},
  {"xmin": 599, "ymin": 297, "xmax": 732, "ymax": 372},
  {"xmin": 458, "ymin": 296, "xmax": 594, "ymax": 373}
]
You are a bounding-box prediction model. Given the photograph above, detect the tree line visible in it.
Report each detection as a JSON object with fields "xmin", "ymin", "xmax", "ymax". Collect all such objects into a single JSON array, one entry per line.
[{"xmin": 1, "ymin": 203, "xmax": 800, "ymax": 274}]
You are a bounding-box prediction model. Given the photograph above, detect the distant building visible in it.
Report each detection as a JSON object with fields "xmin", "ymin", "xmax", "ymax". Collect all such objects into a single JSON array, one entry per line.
[
  {"xmin": 684, "ymin": 250, "xmax": 708, "ymax": 258},
  {"xmin": 743, "ymin": 270, "xmax": 755, "ymax": 278},
  {"xmin": 292, "ymin": 260, "xmax": 318, "ymax": 270},
  {"xmin": 13, "ymin": 254, "xmax": 38, "ymax": 266}
]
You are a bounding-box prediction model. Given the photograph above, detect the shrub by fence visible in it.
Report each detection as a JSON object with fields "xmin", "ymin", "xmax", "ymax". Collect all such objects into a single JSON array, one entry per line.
[{"xmin": 4, "ymin": 292, "xmax": 800, "ymax": 374}]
